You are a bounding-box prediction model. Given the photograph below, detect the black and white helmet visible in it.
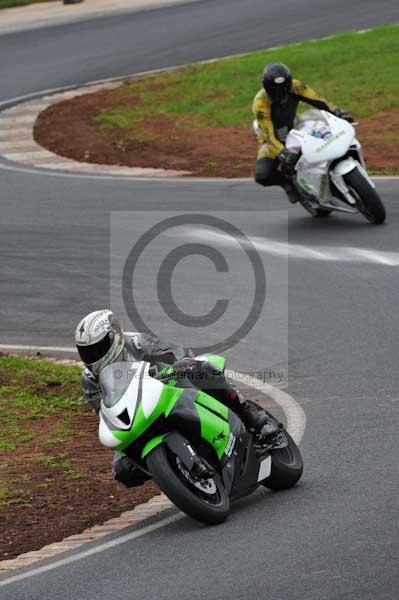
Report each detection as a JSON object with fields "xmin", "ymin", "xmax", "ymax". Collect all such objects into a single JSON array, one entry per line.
[
  {"xmin": 263, "ymin": 63, "xmax": 292, "ymax": 102},
  {"xmin": 75, "ymin": 309, "xmax": 124, "ymax": 376}
]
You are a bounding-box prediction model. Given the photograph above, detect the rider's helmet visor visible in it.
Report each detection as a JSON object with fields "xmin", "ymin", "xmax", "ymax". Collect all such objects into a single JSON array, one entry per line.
[{"xmin": 77, "ymin": 332, "xmax": 113, "ymax": 365}]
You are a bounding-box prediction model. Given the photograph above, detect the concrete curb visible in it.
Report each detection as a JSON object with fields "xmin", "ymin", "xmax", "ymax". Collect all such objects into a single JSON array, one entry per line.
[
  {"xmin": 0, "ymin": 494, "xmax": 173, "ymax": 574},
  {"xmin": 0, "ymin": 81, "xmax": 190, "ymax": 178}
]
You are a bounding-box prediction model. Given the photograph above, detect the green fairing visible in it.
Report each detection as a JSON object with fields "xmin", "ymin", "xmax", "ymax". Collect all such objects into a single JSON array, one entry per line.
[
  {"xmin": 141, "ymin": 434, "xmax": 167, "ymax": 458},
  {"xmin": 195, "ymin": 393, "xmax": 231, "ymax": 459},
  {"xmin": 111, "ymin": 354, "xmax": 230, "ymax": 460},
  {"xmin": 195, "ymin": 390, "xmax": 228, "ymax": 419},
  {"xmin": 203, "ymin": 354, "xmax": 226, "ymax": 371}
]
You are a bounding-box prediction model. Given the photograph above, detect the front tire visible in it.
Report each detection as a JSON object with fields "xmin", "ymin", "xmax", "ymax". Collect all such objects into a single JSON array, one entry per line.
[
  {"xmin": 344, "ymin": 168, "xmax": 386, "ymax": 224},
  {"xmin": 146, "ymin": 444, "xmax": 230, "ymax": 525},
  {"xmin": 263, "ymin": 432, "xmax": 303, "ymax": 490}
]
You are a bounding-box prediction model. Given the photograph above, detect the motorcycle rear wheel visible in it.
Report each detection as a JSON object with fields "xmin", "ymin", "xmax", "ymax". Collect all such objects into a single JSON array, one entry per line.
[
  {"xmin": 262, "ymin": 432, "xmax": 303, "ymax": 490},
  {"xmin": 344, "ymin": 168, "xmax": 386, "ymax": 224},
  {"xmin": 147, "ymin": 444, "xmax": 230, "ymax": 525}
]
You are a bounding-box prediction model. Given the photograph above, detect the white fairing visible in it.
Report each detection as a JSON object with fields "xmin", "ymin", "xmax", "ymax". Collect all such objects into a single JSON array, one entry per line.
[
  {"xmin": 287, "ymin": 111, "xmax": 354, "ymax": 163},
  {"xmin": 332, "ymin": 157, "xmax": 359, "ymax": 176},
  {"xmin": 283, "ymin": 109, "xmax": 366, "ymax": 203},
  {"xmin": 99, "ymin": 416, "xmax": 121, "ymax": 447},
  {"xmin": 100, "ymin": 365, "xmax": 144, "ymax": 430},
  {"xmin": 98, "ymin": 361, "xmax": 164, "ymax": 448},
  {"xmin": 141, "ymin": 376, "xmax": 165, "ymax": 418}
]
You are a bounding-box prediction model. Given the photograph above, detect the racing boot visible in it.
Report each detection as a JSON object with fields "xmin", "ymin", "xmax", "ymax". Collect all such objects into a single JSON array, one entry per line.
[
  {"xmin": 282, "ymin": 181, "xmax": 301, "ymax": 204},
  {"xmin": 188, "ymin": 360, "xmax": 280, "ymax": 437},
  {"xmin": 228, "ymin": 389, "xmax": 280, "ymax": 436},
  {"xmin": 237, "ymin": 401, "xmax": 280, "ymax": 436}
]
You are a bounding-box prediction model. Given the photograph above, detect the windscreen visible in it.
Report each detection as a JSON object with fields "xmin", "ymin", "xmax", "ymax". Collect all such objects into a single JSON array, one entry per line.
[
  {"xmin": 99, "ymin": 361, "xmax": 140, "ymax": 408},
  {"xmin": 297, "ymin": 109, "xmax": 328, "ymax": 127}
]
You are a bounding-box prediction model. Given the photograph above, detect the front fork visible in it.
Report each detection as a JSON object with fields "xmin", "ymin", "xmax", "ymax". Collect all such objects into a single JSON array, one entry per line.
[{"xmin": 163, "ymin": 431, "xmax": 214, "ymax": 478}]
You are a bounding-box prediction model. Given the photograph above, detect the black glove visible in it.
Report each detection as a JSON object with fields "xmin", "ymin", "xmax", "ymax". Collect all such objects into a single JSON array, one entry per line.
[
  {"xmin": 278, "ymin": 149, "xmax": 298, "ymax": 176},
  {"xmin": 170, "ymin": 358, "xmax": 199, "ymax": 381},
  {"xmin": 152, "ymin": 358, "xmax": 197, "ymax": 383},
  {"xmin": 333, "ymin": 108, "xmax": 354, "ymax": 123},
  {"xmin": 170, "ymin": 358, "xmax": 226, "ymax": 388}
]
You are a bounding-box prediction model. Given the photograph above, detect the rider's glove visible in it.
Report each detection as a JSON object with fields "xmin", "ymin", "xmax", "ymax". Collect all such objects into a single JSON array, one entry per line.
[
  {"xmin": 278, "ymin": 149, "xmax": 298, "ymax": 177},
  {"xmin": 153, "ymin": 358, "xmax": 197, "ymax": 383},
  {"xmin": 171, "ymin": 358, "xmax": 198, "ymax": 379},
  {"xmin": 333, "ymin": 108, "xmax": 354, "ymax": 123}
]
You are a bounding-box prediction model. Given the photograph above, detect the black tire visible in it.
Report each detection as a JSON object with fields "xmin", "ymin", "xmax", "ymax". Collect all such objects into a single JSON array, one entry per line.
[
  {"xmin": 263, "ymin": 432, "xmax": 303, "ymax": 491},
  {"xmin": 343, "ymin": 168, "xmax": 386, "ymax": 224},
  {"xmin": 146, "ymin": 444, "xmax": 230, "ymax": 525}
]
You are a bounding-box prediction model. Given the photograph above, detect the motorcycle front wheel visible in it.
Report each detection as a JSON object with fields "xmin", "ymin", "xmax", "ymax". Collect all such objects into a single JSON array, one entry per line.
[
  {"xmin": 147, "ymin": 444, "xmax": 230, "ymax": 525},
  {"xmin": 344, "ymin": 168, "xmax": 386, "ymax": 224}
]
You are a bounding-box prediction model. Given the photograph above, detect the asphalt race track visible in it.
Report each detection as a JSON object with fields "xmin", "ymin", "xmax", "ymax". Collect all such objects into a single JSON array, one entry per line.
[{"xmin": 1, "ymin": 1, "xmax": 399, "ymax": 598}]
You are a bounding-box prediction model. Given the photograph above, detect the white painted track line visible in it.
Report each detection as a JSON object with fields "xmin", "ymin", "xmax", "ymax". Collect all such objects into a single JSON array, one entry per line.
[
  {"xmin": 185, "ymin": 229, "xmax": 399, "ymax": 267},
  {"xmin": 0, "ymin": 344, "xmax": 77, "ymax": 354}
]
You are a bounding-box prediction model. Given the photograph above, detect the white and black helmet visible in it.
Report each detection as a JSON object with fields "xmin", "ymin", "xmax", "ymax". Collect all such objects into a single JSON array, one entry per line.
[{"xmin": 75, "ymin": 309, "xmax": 124, "ymax": 376}]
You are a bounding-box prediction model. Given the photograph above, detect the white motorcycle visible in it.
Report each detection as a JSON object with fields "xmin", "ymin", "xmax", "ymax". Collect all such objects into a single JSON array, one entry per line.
[{"xmin": 254, "ymin": 109, "xmax": 386, "ymax": 224}]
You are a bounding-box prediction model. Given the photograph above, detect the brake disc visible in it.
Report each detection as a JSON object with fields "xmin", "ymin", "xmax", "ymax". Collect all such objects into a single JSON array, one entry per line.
[{"xmin": 176, "ymin": 458, "xmax": 217, "ymax": 495}]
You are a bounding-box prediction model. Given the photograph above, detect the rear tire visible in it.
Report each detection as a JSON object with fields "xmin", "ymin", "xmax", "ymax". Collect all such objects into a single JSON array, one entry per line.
[
  {"xmin": 343, "ymin": 168, "xmax": 386, "ymax": 224},
  {"xmin": 263, "ymin": 432, "xmax": 303, "ymax": 490},
  {"xmin": 147, "ymin": 444, "xmax": 230, "ymax": 525}
]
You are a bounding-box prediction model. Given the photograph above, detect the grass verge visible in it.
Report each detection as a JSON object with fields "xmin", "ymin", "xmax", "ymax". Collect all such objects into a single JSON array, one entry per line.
[
  {"xmin": 0, "ymin": 356, "xmax": 83, "ymax": 506},
  {"xmin": 0, "ymin": 355, "xmax": 160, "ymax": 561},
  {"xmin": 95, "ymin": 24, "xmax": 399, "ymax": 133},
  {"xmin": 0, "ymin": 0, "xmax": 53, "ymax": 8}
]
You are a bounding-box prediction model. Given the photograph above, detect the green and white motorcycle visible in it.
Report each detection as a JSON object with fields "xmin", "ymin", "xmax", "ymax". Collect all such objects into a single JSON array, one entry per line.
[{"xmin": 98, "ymin": 355, "xmax": 303, "ymax": 525}]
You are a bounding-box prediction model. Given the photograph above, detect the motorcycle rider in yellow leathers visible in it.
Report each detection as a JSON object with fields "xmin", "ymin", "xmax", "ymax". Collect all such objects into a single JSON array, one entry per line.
[{"xmin": 253, "ymin": 63, "xmax": 353, "ymax": 203}]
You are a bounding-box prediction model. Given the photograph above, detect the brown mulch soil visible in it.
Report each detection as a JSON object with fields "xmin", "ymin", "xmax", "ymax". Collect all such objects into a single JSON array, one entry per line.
[
  {"xmin": 33, "ymin": 89, "xmax": 257, "ymax": 178},
  {"xmin": 34, "ymin": 87, "xmax": 399, "ymax": 176},
  {"xmin": 0, "ymin": 405, "xmax": 159, "ymax": 561}
]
